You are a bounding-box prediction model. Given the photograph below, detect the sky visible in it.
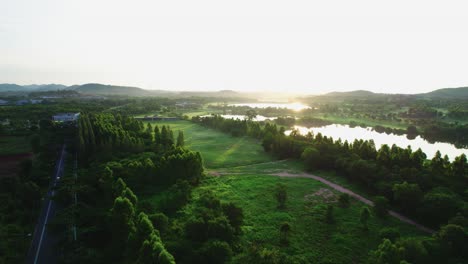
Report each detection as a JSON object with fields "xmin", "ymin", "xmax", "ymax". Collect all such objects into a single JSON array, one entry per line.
[{"xmin": 1, "ymin": 0, "xmax": 468, "ymax": 94}]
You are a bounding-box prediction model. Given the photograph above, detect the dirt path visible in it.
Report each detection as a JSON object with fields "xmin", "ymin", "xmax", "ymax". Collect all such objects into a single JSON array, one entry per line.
[{"xmin": 270, "ymin": 172, "xmax": 435, "ymax": 234}]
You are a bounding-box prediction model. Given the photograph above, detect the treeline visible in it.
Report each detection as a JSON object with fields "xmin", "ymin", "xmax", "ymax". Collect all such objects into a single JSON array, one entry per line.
[{"xmin": 194, "ymin": 115, "xmax": 468, "ymax": 263}]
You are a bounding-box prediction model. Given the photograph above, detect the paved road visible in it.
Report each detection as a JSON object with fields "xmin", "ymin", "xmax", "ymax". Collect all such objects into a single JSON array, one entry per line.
[
  {"xmin": 26, "ymin": 145, "xmax": 66, "ymax": 264},
  {"xmin": 271, "ymin": 172, "xmax": 435, "ymax": 234}
]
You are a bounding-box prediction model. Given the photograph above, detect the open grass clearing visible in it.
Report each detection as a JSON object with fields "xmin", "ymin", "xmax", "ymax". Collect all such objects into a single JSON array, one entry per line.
[{"xmin": 143, "ymin": 120, "xmax": 274, "ymax": 168}]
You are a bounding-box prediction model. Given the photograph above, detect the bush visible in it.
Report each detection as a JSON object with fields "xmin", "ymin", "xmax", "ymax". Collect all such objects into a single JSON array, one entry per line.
[
  {"xmin": 274, "ymin": 183, "xmax": 287, "ymax": 209},
  {"xmin": 338, "ymin": 193, "xmax": 350, "ymax": 208},
  {"xmin": 379, "ymin": 227, "xmax": 400, "ymax": 242}
]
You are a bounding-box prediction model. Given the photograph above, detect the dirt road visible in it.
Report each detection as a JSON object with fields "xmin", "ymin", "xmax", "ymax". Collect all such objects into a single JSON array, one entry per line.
[{"xmin": 272, "ymin": 172, "xmax": 435, "ymax": 234}]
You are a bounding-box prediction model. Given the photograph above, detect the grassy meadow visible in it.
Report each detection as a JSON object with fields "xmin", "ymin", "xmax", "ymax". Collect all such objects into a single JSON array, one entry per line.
[
  {"xmin": 144, "ymin": 120, "xmax": 274, "ymax": 168},
  {"xmin": 141, "ymin": 120, "xmax": 427, "ymax": 263}
]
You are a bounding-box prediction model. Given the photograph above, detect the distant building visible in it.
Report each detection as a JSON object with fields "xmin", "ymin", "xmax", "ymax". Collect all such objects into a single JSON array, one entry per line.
[
  {"xmin": 30, "ymin": 99, "xmax": 43, "ymax": 104},
  {"xmin": 16, "ymin": 99, "xmax": 29, "ymax": 105},
  {"xmin": 52, "ymin": 113, "xmax": 80, "ymax": 122}
]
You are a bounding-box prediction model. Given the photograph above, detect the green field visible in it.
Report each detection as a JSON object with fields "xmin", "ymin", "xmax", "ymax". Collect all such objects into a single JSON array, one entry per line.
[
  {"xmin": 142, "ymin": 120, "xmax": 426, "ymax": 263},
  {"xmin": 0, "ymin": 136, "xmax": 31, "ymax": 155},
  {"xmin": 144, "ymin": 120, "xmax": 274, "ymax": 168}
]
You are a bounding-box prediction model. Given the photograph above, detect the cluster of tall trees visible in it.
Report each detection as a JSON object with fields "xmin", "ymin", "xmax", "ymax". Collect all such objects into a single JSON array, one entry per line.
[
  {"xmin": 78, "ymin": 113, "xmax": 146, "ymax": 157},
  {"xmin": 104, "ymin": 146, "xmax": 203, "ymax": 188},
  {"xmin": 171, "ymin": 190, "xmax": 244, "ymax": 263},
  {"xmin": 65, "ymin": 113, "xmax": 246, "ymax": 263},
  {"xmin": 107, "ymin": 176, "xmax": 175, "ymax": 263}
]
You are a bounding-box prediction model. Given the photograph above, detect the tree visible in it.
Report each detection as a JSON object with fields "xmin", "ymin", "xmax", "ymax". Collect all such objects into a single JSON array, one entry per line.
[
  {"xmin": 122, "ymin": 187, "xmax": 138, "ymax": 207},
  {"xmin": 419, "ymin": 187, "xmax": 461, "ymax": 226},
  {"xmin": 437, "ymin": 224, "xmax": 467, "ymax": 256},
  {"xmin": 149, "ymin": 213, "xmax": 169, "ymax": 234},
  {"xmin": 368, "ymin": 239, "xmax": 404, "ymax": 264},
  {"xmin": 279, "ymin": 222, "xmax": 291, "ymax": 246},
  {"xmin": 154, "ymin": 125, "xmax": 161, "ymax": 144},
  {"xmin": 398, "ymin": 238, "xmax": 429, "ymax": 264},
  {"xmin": 109, "ymin": 197, "xmax": 136, "ymax": 258},
  {"xmin": 452, "ymin": 154, "xmax": 467, "ymax": 181},
  {"xmin": 134, "ymin": 212, "xmax": 156, "ymax": 248},
  {"xmin": 373, "ymin": 196, "xmax": 389, "ymax": 218},
  {"xmin": 158, "ymin": 249, "xmax": 176, "ymax": 264},
  {"xmin": 392, "ymin": 182, "xmax": 423, "ymax": 213},
  {"xmin": 274, "ymin": 183, "xmax": 287, "ymax": 209},
  {"xmin": 360, "ymin": 206, "xmax": 371, "ymax": 230},
  {"xmin": 301, "ymin": 147, "xmax": 320, "ymax": 170},
  {"xmin": 377, "ymin": 144, "xmax": 391, "ymax": 167},
  {"xmin": 379, "ymin": 227, "xmax": 400, "ymax": 242},
  {"xmin": 176, "ymin": 130, "xmax": 185, "ymax": 147},
  {"xmin": 113, "ymin": 177, "xmax": 127, "ymax": 198},
  {"xmin": 245, "ymin": 109, "xmax": 257, "ymax": 121},
  {"xmin": 222, "ymin": 202, "xmax": 244, "ymax": 233}
]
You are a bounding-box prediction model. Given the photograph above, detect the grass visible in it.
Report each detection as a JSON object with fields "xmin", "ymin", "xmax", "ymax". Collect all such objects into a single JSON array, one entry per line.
[
  {"xmin": 0, "ymin": 136, "xmax": 31, "ymax": 155},
  {"xmin": 195, "ymin": 174, "xmax": 425, "ymax": 263},
  {"xmin": 140, "ymin": 120, "xmax": 428, "ymax": 263},
  {"xmin": 143, "ymin": 120, "xmax": 274, "ymax": 168}
]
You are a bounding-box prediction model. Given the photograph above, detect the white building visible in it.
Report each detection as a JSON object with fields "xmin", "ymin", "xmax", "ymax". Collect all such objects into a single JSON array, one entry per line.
[{"xmin": 52, "ymin": 113, "xmax": 80, "ymax": 122}]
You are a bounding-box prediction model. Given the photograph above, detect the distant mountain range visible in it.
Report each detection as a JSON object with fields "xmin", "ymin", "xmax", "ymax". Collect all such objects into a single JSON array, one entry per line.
[
  {"xmin": 321, "ymin": 87, "xmax": 468, "ymax": 99},
  {"xmin": 1, "ymin": 83, "xmax": 467, "ymax": 99}
]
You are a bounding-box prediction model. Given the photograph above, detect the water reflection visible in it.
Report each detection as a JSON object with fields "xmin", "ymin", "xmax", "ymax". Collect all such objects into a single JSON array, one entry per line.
[
  {"xmin": 285, "ymin": 124, "xmax": 467, "ymax": 160},
  {"xmin": 201, "ymin": 114, "xmax": 277, "ymax": 122},
  {"xmin": 230, "ymin": 102, "xmax": 311, "ymax": 111}
]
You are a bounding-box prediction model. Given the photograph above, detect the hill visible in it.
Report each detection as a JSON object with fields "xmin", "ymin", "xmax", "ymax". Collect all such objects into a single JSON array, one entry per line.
[
  {"xmin": 0, "ymin": 83, "xmax": 67, "ymax": 92},
  {"xmin": 67, "ymin": 83, "xmax": 153, "ymax": 96},
  {"xmin": 422, "ymin": 86, "xmax": 468, "ymax": 98},
  {"xmin": 178, "ymin": 90, "xmax": 241, "ymax": 98},
  {"xmin": 29, "ymin": 84, "xmax": 67, "ymax": 91},
  {"xmin": 324, "ymin": 90, "xmax": 376, "ymax": 97},
  {"xmin": 0, "ymin": 84, "xmax": 29, "ymax": 92}
]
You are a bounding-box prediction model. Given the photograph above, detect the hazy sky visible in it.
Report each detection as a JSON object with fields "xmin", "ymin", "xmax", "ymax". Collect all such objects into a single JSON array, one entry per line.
[{"xmin": 1, "ymin": 0, "xmax": 468, "ymax": 94}]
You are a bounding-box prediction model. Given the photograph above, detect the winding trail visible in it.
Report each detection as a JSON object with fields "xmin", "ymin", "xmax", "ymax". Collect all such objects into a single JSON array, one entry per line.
[{"xmin": 271, "ymin": 172, "xmax": 435, "ymax": 234}]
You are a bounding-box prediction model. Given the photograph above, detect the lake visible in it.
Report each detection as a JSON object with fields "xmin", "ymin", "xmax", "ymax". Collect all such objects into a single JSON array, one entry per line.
[
  {"xmin": 201, "ymin": 114, "xmax": 277, "ymax": 121},
  {"xmin": 230, "ymin": 102, "xmax": 311, "ymax": 111},
  {"xmin": 285, "ymin": 124, "xmax": 467, "ymax": 160}
]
